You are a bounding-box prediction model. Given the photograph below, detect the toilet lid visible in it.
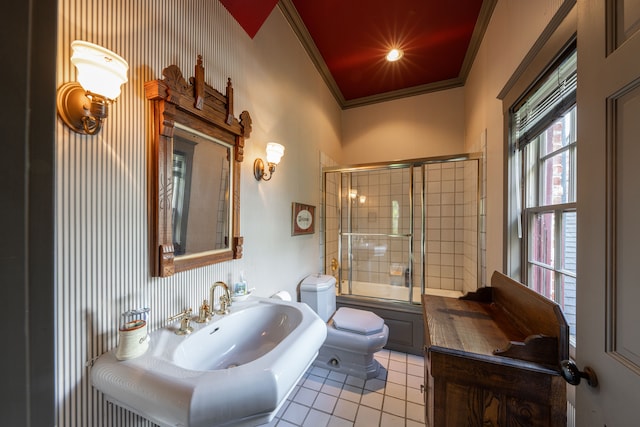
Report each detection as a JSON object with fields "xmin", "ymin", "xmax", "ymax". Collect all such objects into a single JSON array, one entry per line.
[
  {"xmin": 332, "ymin": 307, "xmax": 385, "ymax": 335},
  {"xmin": 300, "ymin": 274, "xmax": 336, "ymax": 291}
]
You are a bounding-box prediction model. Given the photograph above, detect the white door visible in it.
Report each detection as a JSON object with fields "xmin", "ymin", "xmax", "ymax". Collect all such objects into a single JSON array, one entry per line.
[{"xmin": 577, "ymin": 0, "xmax": 640, "ymax": 425}]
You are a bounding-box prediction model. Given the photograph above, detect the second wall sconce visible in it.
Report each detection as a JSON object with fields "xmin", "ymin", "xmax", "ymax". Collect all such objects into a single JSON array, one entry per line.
[
  {"xmin": 254, "ymin": 142, "xmax": 285, "ymax": 181},
  {"xmin": 57, "ymin": 40, "xmax": 129, "ymax": 135}
]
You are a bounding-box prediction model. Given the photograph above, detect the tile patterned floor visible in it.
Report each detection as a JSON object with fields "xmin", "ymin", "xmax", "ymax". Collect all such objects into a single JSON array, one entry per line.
[{"xmin": 260, "ymin": 349, "xmax": 426, "ymax": 427}]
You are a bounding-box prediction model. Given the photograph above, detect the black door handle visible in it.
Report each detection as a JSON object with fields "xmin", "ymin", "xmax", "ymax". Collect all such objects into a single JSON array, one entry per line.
[{"xmin": 560, "ymin": 360, "xmax": 598, "ymax": 387}]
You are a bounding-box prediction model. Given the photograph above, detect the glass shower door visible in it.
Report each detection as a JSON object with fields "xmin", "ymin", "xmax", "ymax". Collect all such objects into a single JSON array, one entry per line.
[
  {"xmin": 323, "ymin": 154, "xmax": 481, "ymax": 305},
  {"xmin": 338, "ymin": 167, "xmax": 414, "ymax": 303}
]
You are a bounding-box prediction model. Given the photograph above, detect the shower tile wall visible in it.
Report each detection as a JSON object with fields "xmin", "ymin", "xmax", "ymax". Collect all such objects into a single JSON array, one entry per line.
[
  {"xmin": 463, "ymin": 161, "xmax": 479, "ymax": 294},
  {"xmin": 480, "ymin": 134, "xmax": 488, "ymax": 287},
  {"xmin": 326, "ymin": 159, "xmax": 480, "ymax": 297},
  {"xmin": 412, "ymin": 170, "xmax": 422, "ymax": 291},
  {"xmin": 341, "ymin": 169, "xmax": 411, "ymax": 286},
  {"xmin": 421, "ymin": 163, "xmax": 467, "ymax": 292},
  {"xmin": 422, "ymin": 161, "xmax": 478, "ymax": 293}
]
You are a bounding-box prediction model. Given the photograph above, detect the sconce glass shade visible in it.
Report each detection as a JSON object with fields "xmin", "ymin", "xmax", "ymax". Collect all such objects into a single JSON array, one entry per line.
[
  {"xmin": 71, "ymin": 41, "xmax": 129, "ymax": 100},
  {"xmin": 254, "ymin": 142, "xmax": 285, "ymax": 181},
  {"xmin": 265, "ymin": 142, "xmax": 285, "ymax": 165},
  {"xmin": 57, "ymin": 41, "xmax": 129, "ymax": 135}
]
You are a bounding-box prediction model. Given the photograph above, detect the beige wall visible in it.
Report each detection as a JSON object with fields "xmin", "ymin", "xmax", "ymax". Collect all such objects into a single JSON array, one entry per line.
[
  {"xmin": 341, "ymin": 87, "xmax": 465, "ymax": 165},
  {"xmin": 463, "ymin": 0, "xmax": 570, "ymax": 279},
  {"xmin": 240, "ymin": 9, "xmax": 342, "ymax": 290}
]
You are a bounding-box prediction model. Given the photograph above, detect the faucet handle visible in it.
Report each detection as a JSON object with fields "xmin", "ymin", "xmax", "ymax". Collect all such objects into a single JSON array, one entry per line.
[
  {"xmin": 168, "ymin": 308, "xmax": 194, "ymax": 335},
  {"xmin": 168, "ymin": 307, "xmax": 192, "ymax": 321},
  {"xmin": 195, "ymin": 300, "xmax": 212, "ymax": 323},
  {"xmin": 217, "ymin": 293, "xmax": 231, "ymax": 315}
]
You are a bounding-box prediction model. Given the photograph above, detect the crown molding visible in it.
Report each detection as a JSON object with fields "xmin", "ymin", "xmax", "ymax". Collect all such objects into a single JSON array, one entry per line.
[
  {"xmin": 278, "ymin": 0, "xmax": 495, "ymax": 110},
  {"xmin": 278, "ymin": 0, "xmax": 345, "ymax": 106}
]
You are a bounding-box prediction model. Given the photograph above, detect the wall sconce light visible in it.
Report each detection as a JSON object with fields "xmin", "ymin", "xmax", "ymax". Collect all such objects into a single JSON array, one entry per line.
[
  {"xmin": 349, "ymin": 189, "xmax": 358, "ymax": 200},
  {"xmin": 254, "ymin": 142, "xmax": 285, "ymax": 181},
  {"xmin": 57, "ymin": 41, "xmax": 129, "ymax": 135}
]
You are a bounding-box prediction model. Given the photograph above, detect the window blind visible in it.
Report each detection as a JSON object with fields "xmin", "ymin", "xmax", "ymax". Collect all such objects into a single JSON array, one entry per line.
[{"xmin": 512, "ymin": 47, "xmax": 577, "ymax": 149}]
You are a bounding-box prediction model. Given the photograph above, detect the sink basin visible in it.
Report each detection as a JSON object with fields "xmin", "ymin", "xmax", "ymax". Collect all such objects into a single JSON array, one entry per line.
[
  {"xmin": 91, "ymin": 297, "xmax": 326, "ymax": 427},
  {"xmin": 172, "ymin": 301, "xmax": 304, "ymax": 371}
]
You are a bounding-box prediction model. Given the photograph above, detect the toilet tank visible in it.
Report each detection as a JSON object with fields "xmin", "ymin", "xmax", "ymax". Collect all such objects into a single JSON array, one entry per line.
[{"xmin": 299, "ymin": 274, "xmax": 336, "ymax": 322}]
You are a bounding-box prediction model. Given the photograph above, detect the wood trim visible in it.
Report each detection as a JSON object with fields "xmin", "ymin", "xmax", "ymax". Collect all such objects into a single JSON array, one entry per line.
[
  {"xmin": 277, "ymin": 0, "xmax": 345, "ymax": 106},
  {"xmin": 341, "ymin": 78, "xmax": 465, "ymax": 110},
  {"xmin": 497, "ymin": 0, "xmax": 577, "ymax": 102},
  {"xmin": 491, "ymin": 271, "xmax": 570, "ymax": 367},
  {"xmin": 145, "ymin": 56, "xmax": 252, "ymax": 277},
  {"xmin": 605, "ymin": 79, "xmax": 640, "ymax": 374},
  {"xmin": 458, "ymin": 0, "xmax": 498, "ymax": 84}
]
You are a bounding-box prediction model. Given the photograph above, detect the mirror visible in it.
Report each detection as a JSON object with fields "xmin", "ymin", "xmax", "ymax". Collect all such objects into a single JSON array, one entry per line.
[
  {"xmin": 172, "ymin": 125, "xmax": 231, "ymax": 256},
  {"xmin": 145, "ymin": 55, "xmax": 252, "ymax": 277}
]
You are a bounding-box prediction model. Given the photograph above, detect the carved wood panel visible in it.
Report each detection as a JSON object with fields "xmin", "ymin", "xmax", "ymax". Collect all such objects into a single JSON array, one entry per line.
[{"xmin": 145, "ymin": 56, "xmax": 252, "ymax": 277}]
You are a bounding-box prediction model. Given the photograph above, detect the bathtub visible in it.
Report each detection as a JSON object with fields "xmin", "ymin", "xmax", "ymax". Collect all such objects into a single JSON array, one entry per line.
[{"xmin": 341, "ymin": 279, "xmax": 463, "ymax": 302}]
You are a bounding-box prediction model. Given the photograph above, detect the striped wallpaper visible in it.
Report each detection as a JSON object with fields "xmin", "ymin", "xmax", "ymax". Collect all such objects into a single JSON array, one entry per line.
[{"xmin": 56, "ymin": 0, "xmax": 255, "ymax": 425}]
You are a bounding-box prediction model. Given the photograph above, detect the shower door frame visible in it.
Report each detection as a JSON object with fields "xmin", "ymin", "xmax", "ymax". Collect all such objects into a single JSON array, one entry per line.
[{"xmin": 324, "ymin": 152, "xmax": 483, "ymax": 304}]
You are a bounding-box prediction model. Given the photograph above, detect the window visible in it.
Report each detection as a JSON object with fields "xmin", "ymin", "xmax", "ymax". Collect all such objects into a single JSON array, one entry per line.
[{"xmin": 511, "ymin": 46, "xmax": 577, "ymax": 342}]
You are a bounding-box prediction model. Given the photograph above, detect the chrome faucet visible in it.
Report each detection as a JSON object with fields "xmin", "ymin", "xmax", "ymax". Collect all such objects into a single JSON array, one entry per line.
[{"xmin": 210, "ymin": 281, "xmax": 232, "ymax": 315}]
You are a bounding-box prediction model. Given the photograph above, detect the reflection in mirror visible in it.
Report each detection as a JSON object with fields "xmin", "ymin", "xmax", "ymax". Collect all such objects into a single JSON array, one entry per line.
[{"xmin": 172, "ymin": 125, "xmax": 232, "ymax": 257}]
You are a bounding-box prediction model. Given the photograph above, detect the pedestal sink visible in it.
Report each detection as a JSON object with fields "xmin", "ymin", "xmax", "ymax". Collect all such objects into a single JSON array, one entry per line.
[{"xmin": 91, "ymin": 297, "xmax": 326, "ymax": 427}]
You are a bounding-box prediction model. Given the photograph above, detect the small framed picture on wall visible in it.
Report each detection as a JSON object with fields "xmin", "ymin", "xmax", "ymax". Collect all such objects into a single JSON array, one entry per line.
[{"xmin": 292, "ymin": 202, "xmax": 315, "ymax": 235}]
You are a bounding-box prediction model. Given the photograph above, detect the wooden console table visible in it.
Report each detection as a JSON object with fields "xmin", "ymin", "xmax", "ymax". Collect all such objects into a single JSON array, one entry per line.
[{"xmin": 422, "ymin": 271, "xmax": 569, "ymax": 426}]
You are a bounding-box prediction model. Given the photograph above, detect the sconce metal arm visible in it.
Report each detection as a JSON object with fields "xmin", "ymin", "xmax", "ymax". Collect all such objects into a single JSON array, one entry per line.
[
  {"xmin": 254, "ymin": 158, "xmax": 277, "ymax": 181},
  {"xmin": 57, "ymin": 82, "xmax": 111, "ymax": 135}
]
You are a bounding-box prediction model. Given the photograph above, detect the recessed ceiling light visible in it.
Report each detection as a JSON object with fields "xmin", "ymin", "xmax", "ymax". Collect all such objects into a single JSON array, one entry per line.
[{"xmin": 386, "ymin": 48, "xmax": 403, "ymax": 62}]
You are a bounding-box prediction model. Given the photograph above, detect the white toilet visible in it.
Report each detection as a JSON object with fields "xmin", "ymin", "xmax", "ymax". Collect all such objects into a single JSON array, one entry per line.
[{"xmin": 299, "ymin": 274, "xmax": 389, "ymax": 379}]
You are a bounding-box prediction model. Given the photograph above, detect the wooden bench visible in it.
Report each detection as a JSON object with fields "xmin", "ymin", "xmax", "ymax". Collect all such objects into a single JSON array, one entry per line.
[{"xmin": 422, "ymin": 271, "xmax": 569, "ymax": 426}]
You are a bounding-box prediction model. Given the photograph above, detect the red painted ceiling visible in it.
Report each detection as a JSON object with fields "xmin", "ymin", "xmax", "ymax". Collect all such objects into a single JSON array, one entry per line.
[
  {"xmin": 219, "ymin": 0, "xmax": 279, "ymax": 39},
  {"xmin": 221, "ymin": 0, "xmax": 489, "ymax": 107}
]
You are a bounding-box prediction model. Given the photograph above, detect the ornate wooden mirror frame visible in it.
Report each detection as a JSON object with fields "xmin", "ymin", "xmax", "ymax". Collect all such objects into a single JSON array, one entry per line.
[{"xmin": 145, "ymin": 56, "xmax": 252, "ymax": 277}]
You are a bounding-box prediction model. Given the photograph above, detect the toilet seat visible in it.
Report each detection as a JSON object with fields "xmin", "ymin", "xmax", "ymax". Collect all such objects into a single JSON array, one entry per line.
[{"xmin": 332, "ymin": 307, "xmax": 384, "ymax": 335}]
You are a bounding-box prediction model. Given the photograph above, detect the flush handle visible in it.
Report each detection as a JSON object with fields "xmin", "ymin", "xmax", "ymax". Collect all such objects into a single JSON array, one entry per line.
[{"xmin": 560, "ymin": 360, "xmax": 598, "ymax": 387}]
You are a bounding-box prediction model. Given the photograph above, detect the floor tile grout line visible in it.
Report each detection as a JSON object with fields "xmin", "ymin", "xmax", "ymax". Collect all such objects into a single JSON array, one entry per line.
[{"xmin": 273, "ymin": 351, "xmax": 425, "ymax": 426}]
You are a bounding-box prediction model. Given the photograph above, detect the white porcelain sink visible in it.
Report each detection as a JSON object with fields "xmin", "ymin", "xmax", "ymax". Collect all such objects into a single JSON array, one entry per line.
[{"xmin": 91, "ymin": 297, "xmax": 326, "ymax": 427}]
